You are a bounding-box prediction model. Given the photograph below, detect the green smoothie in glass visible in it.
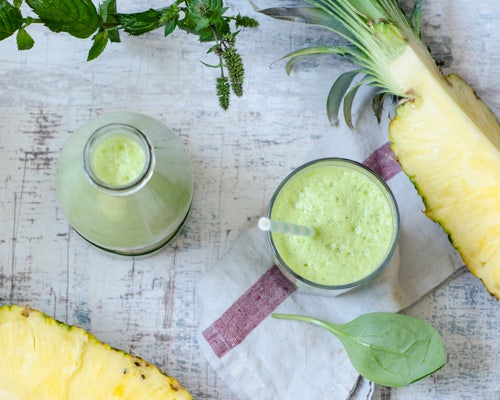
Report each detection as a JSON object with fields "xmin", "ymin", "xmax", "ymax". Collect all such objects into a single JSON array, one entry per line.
[{"xmin": 267, "ymin": 158, "xmax": 399, "ymax": 293}]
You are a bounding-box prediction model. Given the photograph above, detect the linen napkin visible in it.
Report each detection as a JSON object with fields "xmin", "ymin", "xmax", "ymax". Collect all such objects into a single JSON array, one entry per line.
[{"xmin": 195, "ymin": 90, "xmax": 466, "ymax": 399}]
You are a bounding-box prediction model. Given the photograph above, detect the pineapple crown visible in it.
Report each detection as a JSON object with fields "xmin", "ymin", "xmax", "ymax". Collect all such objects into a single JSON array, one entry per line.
[{"xmin": 258, "ymin": 0, "xmax": 426, "ymax": 126}]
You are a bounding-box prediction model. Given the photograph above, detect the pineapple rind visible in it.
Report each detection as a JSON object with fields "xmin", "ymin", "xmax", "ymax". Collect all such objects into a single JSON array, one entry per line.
[
  {"xmin": 443, "ymin": 74, "xmax": 500, "ymax": 149},
  {"xmin": 389, "ymin": 70, "xmax": 500, "ymax": 299},
  {"xmin": 69, "ymin": 336, "xmax": 189, "ymax": 399},
  {"xmin": 0, "ymin": 304, "xmax": 192, "ymax": 399}
]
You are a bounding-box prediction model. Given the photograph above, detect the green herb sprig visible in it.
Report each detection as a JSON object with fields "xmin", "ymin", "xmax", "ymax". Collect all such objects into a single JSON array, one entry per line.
[
  {"xmin": 273, "ymin": 312, "xmax": 446, "ymax": 387},
  {"xmin": 0, "ymin": 0, "xmax": 259, "ymax": 109}
]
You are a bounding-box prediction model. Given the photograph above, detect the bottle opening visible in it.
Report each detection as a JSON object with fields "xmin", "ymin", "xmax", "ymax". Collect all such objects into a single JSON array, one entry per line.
[{"xmin": 83, "ymin": 123, "xmax": 153, "ymax": 192}]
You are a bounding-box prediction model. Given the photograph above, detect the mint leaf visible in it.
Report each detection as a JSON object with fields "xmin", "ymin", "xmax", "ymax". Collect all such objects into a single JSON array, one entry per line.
[
  {"xmin": 99, "ymin": 0, "xmax": 117, "ymax": 22},
  {"xmin": 25, "ymin": 0, "xmax": 101, "ymax": 39},
  {"xmin": 186, "ymin": 1, "xmax": 210, "ymax": 32},
  {"xmin": 0, "ymin": 0, "xmax": 23, "ymax": 40},
  {"xmin": 87, "ymin": 29, "xmax": 107, "ymax": 61},
  {"xmin": 99, "ymin": 0, "xmax": 120, "ymax": 43},
  {"xmin": 186, "ymin": 0, "xmax": 228, "ymax": 32},
  {"xmin": 0, "ymin": 0, "xmax": 257, "ymax": 110},
  {"xmin": 118, "ymin": 9, "xmax": 163, "ymax": 36},
  {"xmin": 164, "ymin": 18, "xmax": 176, "ymax": 37},
  {"xmin": 117, "ymin": 7, "xmax": 178, "ymax": 37},
  {"xmin": 234, "ymin": 14, "xmax": 259, "ymax": 29},
  {"xmin": 117, "ymin": 5, "xmax": 180, "ymax": 37},
  {"xmin": 16, "ymin": 27, "xmax": 34, "ymax": 49}
]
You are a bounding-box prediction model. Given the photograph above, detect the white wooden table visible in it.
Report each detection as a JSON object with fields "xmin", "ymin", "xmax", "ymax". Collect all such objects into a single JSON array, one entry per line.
[{"xmin": 0, "ymin": 1, "xmax": 498, "ymax": 399}]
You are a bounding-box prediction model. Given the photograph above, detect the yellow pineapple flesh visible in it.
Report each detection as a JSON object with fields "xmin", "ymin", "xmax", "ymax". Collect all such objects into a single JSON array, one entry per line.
[
  {"xmin": 389, "ymin": 47, "xmax": 500, "ymax": 298},
  {"xmin": 0, "ymin": 304, "xmax": 192, "ymax": 399}
]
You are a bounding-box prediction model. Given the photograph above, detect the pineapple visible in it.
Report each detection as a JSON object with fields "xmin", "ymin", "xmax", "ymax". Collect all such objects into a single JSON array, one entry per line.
[
  {"xmin": 260, "ymin": 0, "xmax": 500, "ymax": 298},
  {"xmin": 0, "ymin": 304, "xmax": 192, "ymax": 399}
]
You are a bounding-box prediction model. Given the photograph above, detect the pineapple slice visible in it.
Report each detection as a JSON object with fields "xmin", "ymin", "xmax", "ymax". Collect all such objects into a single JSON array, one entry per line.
[
  {"xmin": 390, "ymin": 71, "xmax": 500, "ymax": 298},
  {"xmin": 0, "ymin": 304, "xmax": 192, "ymax": 400}
]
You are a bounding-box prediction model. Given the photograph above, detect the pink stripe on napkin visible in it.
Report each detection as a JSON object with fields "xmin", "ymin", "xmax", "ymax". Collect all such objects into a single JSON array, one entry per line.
[
  {"xmin": 203, "ymin": 265, "xmax": 296, "ymax": 358},
  {"xmin": 363, "ymin": 141, "xmax": 400, "ymax": 181}
]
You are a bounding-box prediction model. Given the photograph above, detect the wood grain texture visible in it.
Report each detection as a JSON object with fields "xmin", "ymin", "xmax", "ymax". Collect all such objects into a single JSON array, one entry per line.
[{"xmin": 0, "ymin": 1, "xmax": 498, "ymax": 399}]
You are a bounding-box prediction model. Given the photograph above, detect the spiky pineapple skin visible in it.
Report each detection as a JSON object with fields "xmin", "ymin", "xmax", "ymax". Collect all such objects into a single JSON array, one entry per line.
[
  {"xmin": 0, "ymin": 304, "xmax": 192, "ymax": 399},
  {"xmin": 389, "ymin": 73, "xmax": 500, "ymax": 299}
]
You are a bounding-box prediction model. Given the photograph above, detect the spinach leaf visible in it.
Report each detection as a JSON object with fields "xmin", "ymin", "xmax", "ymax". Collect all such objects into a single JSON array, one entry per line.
[
  {"xmin": 273, "ymin": 312, "xmax": 446, "ymax": 387},
  {"xmin": 25, "ymin": 0, "xmax": 101, "ymax": 39}
]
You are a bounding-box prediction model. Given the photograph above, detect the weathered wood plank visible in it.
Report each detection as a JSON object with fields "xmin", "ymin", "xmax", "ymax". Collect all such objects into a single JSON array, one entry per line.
[{"xmin": 0, "ymin": 1, "xmax": 499, "ymax": 399}]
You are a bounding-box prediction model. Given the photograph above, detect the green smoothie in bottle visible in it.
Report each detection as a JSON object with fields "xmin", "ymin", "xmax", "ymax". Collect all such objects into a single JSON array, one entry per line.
[
  {"xmin": 88, "ymin": 133, "xmax": 147, "ymax": 187},
  {"xmin": 56, "ymin": 112, "xmax": 194, "ymax": 256}
]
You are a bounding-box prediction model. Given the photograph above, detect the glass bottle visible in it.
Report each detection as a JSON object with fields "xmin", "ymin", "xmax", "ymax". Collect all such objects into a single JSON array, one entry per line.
[{"xmin": 56, "ymin": 111, "xmax": 194, "ymax": 256}]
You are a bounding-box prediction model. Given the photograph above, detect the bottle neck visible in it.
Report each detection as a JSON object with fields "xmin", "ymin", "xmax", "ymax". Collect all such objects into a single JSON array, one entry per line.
[{"xmin": 83, "ymin": 123, "xmax": 154, "ymax": 195}]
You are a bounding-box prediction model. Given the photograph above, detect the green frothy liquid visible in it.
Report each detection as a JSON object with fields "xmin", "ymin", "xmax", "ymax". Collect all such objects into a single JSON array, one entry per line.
[
  {"xmin": 90, "ymin": 134, "xmax": 146, "ymax": 187},
  {"xmin": 271, "ymin": 162, "xmax": 396, "ymax": 286}
]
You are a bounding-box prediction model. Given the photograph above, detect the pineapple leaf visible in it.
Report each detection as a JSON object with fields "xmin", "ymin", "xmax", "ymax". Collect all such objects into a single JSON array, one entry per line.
[
  {"xmin": 327, "ymin": 69, "xmax": 360, "ymax": 125},
  {"xmin": 261, "ymin": 0, "xmax": 423, "ymax": 122},
  {"xmin": 277, "ymin": 45, "xmax": 351, "ymax": 75},
  {"xmin": 341, "ymin": 0, "xmax": 386, "ymax": 20},
  {"xmin": 257, "ymin": 5, "xmax": 352, "ymax": 39},
  {"xmin": 409, "ymin": 0, "xmax": 424, "ymax": 38},
  {"xmin": 343, "ymin": 81, "xmax": 363, "ymax": 129},
  {"xmin": 371, "ymin": 91, "xmax": 387, "ymax": 123}
]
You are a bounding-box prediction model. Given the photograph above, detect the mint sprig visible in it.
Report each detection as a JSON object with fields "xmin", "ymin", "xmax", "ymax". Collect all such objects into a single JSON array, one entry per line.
[{"xmin": 0, "ymin": 0, "xmax": 259, "ymax": 110}]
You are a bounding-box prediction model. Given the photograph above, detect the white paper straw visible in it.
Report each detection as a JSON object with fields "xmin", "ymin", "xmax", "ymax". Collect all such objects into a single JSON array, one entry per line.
[{"xmin": 258, "ymin": 217, "xmax": 315, "ymax": 237}]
